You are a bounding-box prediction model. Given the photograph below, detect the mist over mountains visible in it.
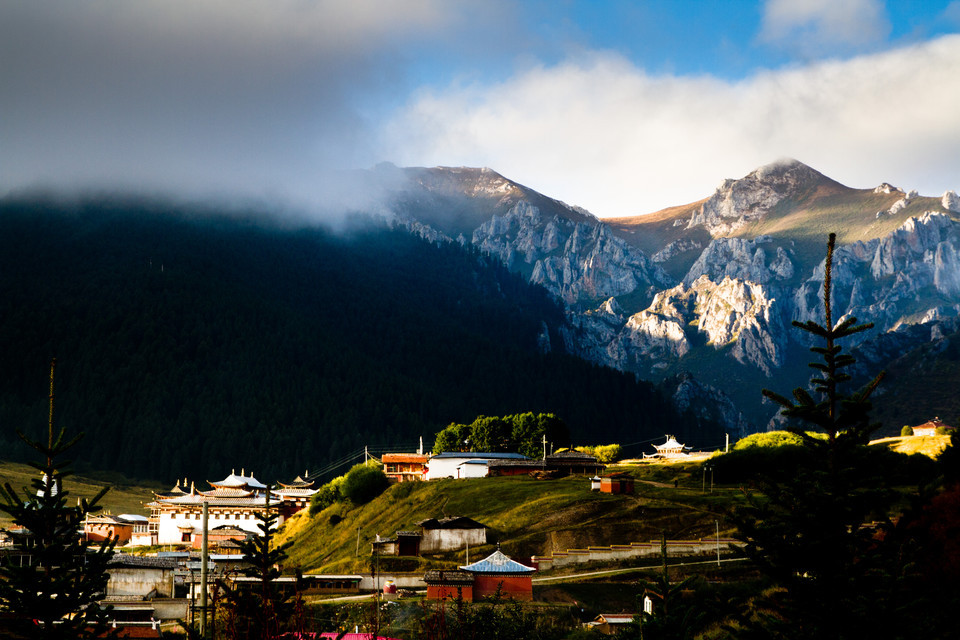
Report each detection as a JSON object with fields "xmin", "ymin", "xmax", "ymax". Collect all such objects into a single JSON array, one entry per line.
[
  {"xmin": 0, "ymin": 196, "xmax": 711, "ymax": 483},
  {"xmin": 3, "ymin": 158, "xmax": 959, "ymax": 482}
]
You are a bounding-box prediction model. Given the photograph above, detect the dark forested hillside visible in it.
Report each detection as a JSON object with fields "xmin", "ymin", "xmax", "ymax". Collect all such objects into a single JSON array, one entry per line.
[{"xmin": 0, "ymin": 196, "xmax": 706, "ymax": 483}]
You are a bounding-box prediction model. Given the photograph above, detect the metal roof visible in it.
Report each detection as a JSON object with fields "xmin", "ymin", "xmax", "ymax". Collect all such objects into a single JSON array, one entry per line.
[
  {"xmin": 430, "ymin": 452, "xmax": 529, "ymax": 460},
  {"xmin": 460, "ymin": 549, "xmax": 535, "ymax": 575}
]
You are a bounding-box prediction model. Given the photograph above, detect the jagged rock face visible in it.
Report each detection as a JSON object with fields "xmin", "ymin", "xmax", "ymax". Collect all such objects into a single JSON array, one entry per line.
[
  {"xmin": 794, "ymin": 212, "xmax": 960, "ymax": 335},
  {"xmin": 686, "ymin": 160, "xmax": 828, "ymax": 236},
  {"xmin": 670, "ymin": 375, "xmax": 751, "ymax": 439},
  {"xmin": 874, "ymin": 183, "xmax": 902, "ymax": 194},
  {"xmin": 608, "ymin": 276, "xmax": 785, "ymax": 375},
  {"xmin": 474, "ymin": 202, "xmax": 673, "ymax": 305},
  {"xmin": 690, "ymin": 276, "xmax": 785, "ymax": 374},
  {"xmin": 943, "ymin": 190, "xmax": 960, "ymax": 213},
  {"xmin": 385, "ymin": 161, "xmax": 960, "ymax": 432},
  {"xmin": 652, "ymin": 238, "xmax": 704, "ymax": 263},
  {"xmin": 683, "ymin": 236, "xmax": 794, "ymax": 285}
]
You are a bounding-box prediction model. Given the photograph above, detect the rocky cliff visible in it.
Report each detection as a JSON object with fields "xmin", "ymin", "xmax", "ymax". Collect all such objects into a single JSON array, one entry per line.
[{"xmin": 384, "ymin": 159, "xmax": 960, "ymax": 433}]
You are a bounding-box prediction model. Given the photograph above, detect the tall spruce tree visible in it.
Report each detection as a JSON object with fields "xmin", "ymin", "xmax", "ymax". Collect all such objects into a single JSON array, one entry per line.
[
  {"xmin": 0, "ymin": 360, "xmax": 116, "ymax": 639},
  {"xmin": 728, "ymin": 234, "xmax": 895, "ymax": 639},
  {"xmin": 218, "ymin": 487, "xmax": 297, "ymax": 640}
]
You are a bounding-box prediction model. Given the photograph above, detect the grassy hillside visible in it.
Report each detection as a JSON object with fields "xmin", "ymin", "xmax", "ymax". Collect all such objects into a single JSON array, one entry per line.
[
  {"xmin": 0, "ymin": 460, "xmax": 162, "ymax": 530},
  {"xmin": 277, "ymin": 463, "xmax": 739, "ymax": 575}
]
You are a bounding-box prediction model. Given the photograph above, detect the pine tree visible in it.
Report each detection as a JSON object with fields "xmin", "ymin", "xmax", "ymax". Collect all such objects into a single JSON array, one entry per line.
[
  {"xmin": 219, "ymin": 487, "xmax": 296, "ymax": 640},
  {"xmin": 728, "ymin": 234, "xmax": 894, "ymax": 639},
  {"xmin": 0, "ymin": 360, "xmax": 116, "ymax": 639}
]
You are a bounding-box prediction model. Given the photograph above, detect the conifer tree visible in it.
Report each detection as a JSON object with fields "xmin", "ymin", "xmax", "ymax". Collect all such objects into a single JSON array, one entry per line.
[
  {"xmin": 729, "ymin": 234, "xmax": 894, "ymax": 639},
  {"xmin": 0, "ymin": 360, "xmax": 116, "ymax": 639},
  {"xmin": 219, "ymin": 487, "xmax": 296, "ymax": 640}
]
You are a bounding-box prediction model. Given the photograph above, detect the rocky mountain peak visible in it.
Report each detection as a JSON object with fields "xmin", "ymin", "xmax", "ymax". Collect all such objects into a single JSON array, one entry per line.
[{"xmin": 686, "ymin": 158, "xmax": 836, "ymax": 236}]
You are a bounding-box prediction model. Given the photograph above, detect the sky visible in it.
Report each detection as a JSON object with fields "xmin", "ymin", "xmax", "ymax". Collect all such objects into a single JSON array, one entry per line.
[{"xmin": 1, "ymin": 0, "xmax": 959, "ymax": 218}]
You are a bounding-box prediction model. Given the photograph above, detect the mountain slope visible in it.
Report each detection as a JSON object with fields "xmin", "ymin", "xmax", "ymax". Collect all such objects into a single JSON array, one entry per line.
[
  {"xmin": 382, "ymin": 159, "xmax": 960, "ymax": 432},
  {"xmin": 0, "ymin": 195, "xmax": 708, "ymax": 483}
]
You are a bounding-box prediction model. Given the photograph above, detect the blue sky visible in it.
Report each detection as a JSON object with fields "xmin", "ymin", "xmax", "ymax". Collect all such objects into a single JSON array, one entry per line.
[{"xmin": 2, "ymin": 0, "xmax": 959, "ymax": 217}]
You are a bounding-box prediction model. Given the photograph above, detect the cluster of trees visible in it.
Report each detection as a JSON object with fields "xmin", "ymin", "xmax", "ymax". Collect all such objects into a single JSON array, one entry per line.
[
  {"xmin": 432, "ymin": 413, "xmax": 569, "ymax": 458},
  {"xmin": 309, "ymin": 462, "xmax": 390, "ymax": 515},
  {"xmin": 0, "ymin": 196, "xmax": 705, "ymax": 484}
]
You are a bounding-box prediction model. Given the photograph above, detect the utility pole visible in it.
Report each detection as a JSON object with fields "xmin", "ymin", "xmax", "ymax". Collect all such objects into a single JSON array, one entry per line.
[
  {"xmin": 716, "ymin": 520, "xmax": 721, "ymax": 567},
  {"xmin": 542, "ymin": 434, "xmax": 547, "ymax": 460},
  {"xmin": 200, "ymin": 501, "xmax": 209, "ymax": 637}
]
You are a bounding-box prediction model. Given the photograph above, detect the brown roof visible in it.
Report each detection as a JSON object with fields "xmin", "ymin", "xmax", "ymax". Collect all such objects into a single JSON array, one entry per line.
[{"xmin": 382, "ymin": 453, "xmax": 430, "ymax": 464}]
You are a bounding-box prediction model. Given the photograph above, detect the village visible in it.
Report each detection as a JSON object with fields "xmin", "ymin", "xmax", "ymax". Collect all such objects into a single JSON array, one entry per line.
[{"xmin": 2, "ymin": 419, "xmax": 954, "ymax": 638}]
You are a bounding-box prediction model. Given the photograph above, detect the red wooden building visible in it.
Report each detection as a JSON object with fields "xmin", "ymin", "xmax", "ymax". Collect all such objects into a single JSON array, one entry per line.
[{"xmin": 460, "ymin": 548, "xmax": 536, "ymax": 601}]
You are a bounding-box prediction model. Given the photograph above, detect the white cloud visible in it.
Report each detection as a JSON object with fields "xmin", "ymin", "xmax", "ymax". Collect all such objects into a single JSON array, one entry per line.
[
  {"xmin": 759, "ymin": 0, "xmax": 891, "ymax": 58},
  {"xmin": 384, "ymin": 35, "xmax": 960, "ymax": 217},
  {"xmin": 0, "ymin": 0, "xmax": 510, "ymax": 211}
]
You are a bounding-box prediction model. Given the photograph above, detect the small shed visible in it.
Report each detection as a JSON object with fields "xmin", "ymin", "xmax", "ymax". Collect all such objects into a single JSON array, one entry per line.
[
  {"xmin": 600, "ymin": 473, "xmax": 634, "ymax": 495},
  {"xmin": 460, "ymin": 548, "xmax": 535, "ymax": 601},
  {"xmin": 372, "ymin": 531, "xmax": 422, "ymax": 557}
]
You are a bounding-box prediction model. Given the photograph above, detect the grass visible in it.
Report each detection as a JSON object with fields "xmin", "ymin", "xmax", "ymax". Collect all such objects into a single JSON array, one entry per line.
[
  {"xmin": 870, "ymin": 435, "xmax": 952, "ymax": 458},
  {"xmin": 0, "ymin": 459, "xmax": 163, "ymax": 530},
  {"xmin": 277, "ymin": 467, "xmax": 739, "ymax": 575}
]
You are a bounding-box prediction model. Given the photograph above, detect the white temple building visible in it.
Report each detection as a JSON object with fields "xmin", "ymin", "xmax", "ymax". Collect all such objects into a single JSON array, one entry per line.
[{"xmin": 144, "ymin": 470, "xmax": 316, "ymax": 546}]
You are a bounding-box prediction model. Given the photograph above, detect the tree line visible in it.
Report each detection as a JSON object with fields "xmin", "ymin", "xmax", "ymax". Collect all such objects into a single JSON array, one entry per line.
[{"xmin": 0, "ymin": 196, "xmax": 710, "ymax": 483}]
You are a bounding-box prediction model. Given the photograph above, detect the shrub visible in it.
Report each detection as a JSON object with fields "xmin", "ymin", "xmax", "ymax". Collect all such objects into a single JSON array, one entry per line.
[
  {"xmin": 734, "ymin": 431, "xmax": 806, "ymax": 450},
  {"xmin": 309, "ymin": 476, "xmax": 345, "ymax": 515},
  {"xmin": 901, "ymin": 425, "xmax": 914, "ymax": 437},
  {"xmin": 935, "ymin": 426, "xmax": 950, "ymax": 436},
  {"xmin": 593, "ymin": 444, "xmax": 622, "ymax": 463},
  {"xmin": 341, "ymin": 463, "xmax": 390, "ymax": 505}
]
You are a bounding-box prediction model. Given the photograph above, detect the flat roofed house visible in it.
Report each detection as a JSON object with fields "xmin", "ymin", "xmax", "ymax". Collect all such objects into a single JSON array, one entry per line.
[
  {"xmin": 424, "ymin": 570, "xmax": 475, "ymax": 601},
  {"xmin": 600, "ymin": 472, "xmax": 635, "ymax": 495},
  {"xmin": 424, "ymin": 452, "xmax": 530, "ymax": 480},
  {"xmin": 83, "ymin": 513, "xmax": 148, "ymax": 545},
  {"xmin": 416, "ymin": 516, "xmax": 487, "ymax": 553}
]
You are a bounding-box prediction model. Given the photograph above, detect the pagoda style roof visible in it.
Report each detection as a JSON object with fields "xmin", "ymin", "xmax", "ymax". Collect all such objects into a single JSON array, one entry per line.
[
  {"xmin": 209, "ymin": 471, "xmax": 266, "ymax": 490},
  {"xmin": 460, "ymin": 549, "xmax": 535, "ymax": 575},
  {"xmin": 275, "ymin": 487, "xmax": 318, "ymax": 498},
  {"xmin": 154, "ymin": 483, "xmax": 188, "ymax": 499},
  {"xmin": 199, "ymin": 487, "xmax": 255, "ymax": 499},
  {"xmin": 653, "ymin": 435, "xmax": 690, "ymax": 452},
  {"xmin": 278, "ymin": 474, "xmax": 315, "ymax": 489}
]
